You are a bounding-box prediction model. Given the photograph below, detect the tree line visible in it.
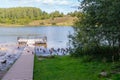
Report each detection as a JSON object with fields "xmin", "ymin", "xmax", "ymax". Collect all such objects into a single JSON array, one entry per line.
[{"xmin": 0, "ymin": 7, "xmax": 64, "ymax": 25}]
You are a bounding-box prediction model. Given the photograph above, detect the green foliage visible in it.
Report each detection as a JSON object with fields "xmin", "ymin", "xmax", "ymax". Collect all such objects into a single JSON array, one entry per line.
[
  {"xmin": 39, "ymin": 22, "xmax": 44, "ymax": 25},
  {"xmin": 71, "ymin": 46, "xmax": 119, "ymax": 62},
  {"xmin": 41, "ymin": 11, "xmax": 50, "ymax": 20},
  {"xmin": 70, "ymin": 0, "xmax": 120, "ymax": 61},
  {"xmin": 0, "ymin": 7, "xmax": 43, "ymax": 24},
  {"xmin": 0, "ymin": 7, "xmax": 65, "ymax": 25},
  {"xmin": 51, "ymin": 22, "xmax": 56, "ymax": 25},
  {"xmin": 81, "ymin": 55, "xmax": 93, "ymax": 62},
  {"xmin": 50, "ymin": 11, "xmax": 64, "ymax": 19},
  {"xmin": 67, "ymin": 10, "xmax": 82, "ymax": 17}
]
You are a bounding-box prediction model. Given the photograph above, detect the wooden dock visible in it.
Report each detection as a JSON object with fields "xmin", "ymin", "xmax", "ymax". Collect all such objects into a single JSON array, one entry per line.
[{"xmin": 2, "ymin": 46, "xmax": 34, "ymax": 80}]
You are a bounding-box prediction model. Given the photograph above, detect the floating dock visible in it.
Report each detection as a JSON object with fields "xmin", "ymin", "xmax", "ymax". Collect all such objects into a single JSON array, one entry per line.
[{"xmin": 17, "ymin": 35, "xmax": 47, "ymax": 47}]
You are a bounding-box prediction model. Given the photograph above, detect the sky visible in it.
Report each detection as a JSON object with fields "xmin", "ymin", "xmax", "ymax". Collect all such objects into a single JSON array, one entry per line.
[{"xmin": 0, "ymin": 0, "xmax": 81, "ymax": 14}]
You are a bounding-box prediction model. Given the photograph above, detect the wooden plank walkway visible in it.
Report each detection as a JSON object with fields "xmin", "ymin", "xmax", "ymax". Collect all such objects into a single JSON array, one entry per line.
[{"xmin": 2, "ymin": 47, "xmax": 34, "ymax": 80}]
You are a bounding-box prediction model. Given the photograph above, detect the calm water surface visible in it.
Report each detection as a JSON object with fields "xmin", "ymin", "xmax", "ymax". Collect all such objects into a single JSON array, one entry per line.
[{"xmin": 0, "ymin": 26, "xmax": 74, "ymax": 48}]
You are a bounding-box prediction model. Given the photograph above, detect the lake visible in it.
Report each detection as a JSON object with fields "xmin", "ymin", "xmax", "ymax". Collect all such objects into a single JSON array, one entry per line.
[{"xmin": 0, "ymin": 26, "xmax": 74, "ymax": 48}]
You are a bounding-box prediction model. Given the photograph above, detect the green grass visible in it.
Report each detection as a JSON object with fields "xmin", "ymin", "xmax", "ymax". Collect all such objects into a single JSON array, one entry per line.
[{"xmin": 33, "ymin": 56, "xmax": 120, "ymax": 80}]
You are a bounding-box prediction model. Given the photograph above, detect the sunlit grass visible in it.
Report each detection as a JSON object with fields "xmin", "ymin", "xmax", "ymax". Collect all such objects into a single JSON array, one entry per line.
[{"xmin": 34, "ymin": 56, "xmax": 120, "ymax": 80}]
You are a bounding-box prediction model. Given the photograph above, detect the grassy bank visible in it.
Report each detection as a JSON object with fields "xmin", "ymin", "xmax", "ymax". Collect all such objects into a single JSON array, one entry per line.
[
  {"xmin": 33, "ymin": 56, "xmax": 120, "ymax": 80},
  {"xmin": 0, "ymin": 16, "xmax": 77, "ymax": 27},
  {"xmin": 29, "ymin": 16, "xmax": 77, "ymax": 26}
]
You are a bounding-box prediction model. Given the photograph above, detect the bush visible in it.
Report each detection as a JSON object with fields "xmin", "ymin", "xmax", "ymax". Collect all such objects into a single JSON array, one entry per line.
[
  {"xmin": 81, "ymin": 55, "xmax": 93, "ymax": 62},
  {"xmin": 52, "ymin": 22, "xmax": 56, "ymax": 25},
  {"xmin": 70, "ymin": 46, "xmax": 120, "ymax": 62},
  {"xmin": 39, "ymin": 22, "xmax": 44, "ymax": 25}
]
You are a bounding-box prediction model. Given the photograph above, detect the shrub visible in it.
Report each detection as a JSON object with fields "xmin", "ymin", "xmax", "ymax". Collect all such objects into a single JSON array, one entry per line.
[
  {"xmin": 70, "ymin": 46, "xmax": 120, "ymax": 62},
  {"xmin": 39, "ymin": 22, "xmax": 44, "ymax": 25},
  {"xmin": 81, "ymin": 55, "xmax": 93, "ymax": 62},
  {"xmin": 52, "ymin": 22, "xmax": 56, "ymax": 25}
]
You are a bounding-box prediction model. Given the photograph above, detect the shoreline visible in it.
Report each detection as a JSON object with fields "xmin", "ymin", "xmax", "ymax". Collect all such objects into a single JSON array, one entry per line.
[
  {"xmin": 0, "ymin": 43, "xmax": 23, "ymax": 79},
  {"xmin": 0, "ymin": 23, "xmax": 74, "ymax": 27},
  {"xmin": 0, "ymin": 24, "xmax": 73, "ymax": 27},
  {"xmin": 0, "ymin": 24, "xmax": 25, "ymax": 27}
]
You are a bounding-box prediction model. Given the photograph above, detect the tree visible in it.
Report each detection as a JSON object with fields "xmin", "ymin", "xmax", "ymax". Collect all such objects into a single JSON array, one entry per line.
[
  {"xmin": 67, "ymin": 10, "xmax": 81, "ymax": 17},
  {"xmin": 50, "ymin": 11, "xmax": 64, "ymax": 19},
  {"xmin": 71, "ymin": 0, "xmax": 120, "ymax": 61},
  {"xmin": 41, "ymin": 11, "xmax": 50, "ymax": 20}
]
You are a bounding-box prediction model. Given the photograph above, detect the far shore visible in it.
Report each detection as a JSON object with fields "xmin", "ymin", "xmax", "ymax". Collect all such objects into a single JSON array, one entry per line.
[
  {"xmin": 0, "ymin": 24, "xmax": 25, "ymax": 27},
  {"xmin": 0, "ymin": 24, "xmax": 73, "ymax": 27},
  {"xmin": 0, "ymin": 16, "xmax": 76, "ymax": 27}
]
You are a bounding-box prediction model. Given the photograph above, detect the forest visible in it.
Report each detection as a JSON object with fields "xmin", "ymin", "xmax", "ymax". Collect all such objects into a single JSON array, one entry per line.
[{"xmin": 0, "ymin": 7, "xmax": 64, "ymax": 25}]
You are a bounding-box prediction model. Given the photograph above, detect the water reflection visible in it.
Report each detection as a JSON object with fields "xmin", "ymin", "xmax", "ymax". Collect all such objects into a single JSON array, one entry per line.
[{"xmin": 0, "ymin": 26, "xmax": 74, "ymax": 48}]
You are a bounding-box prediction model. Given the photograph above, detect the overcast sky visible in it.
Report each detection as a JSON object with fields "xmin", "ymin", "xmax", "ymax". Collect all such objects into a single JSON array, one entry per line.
[{"xmin": 0, "ymin": 0, "xmax": 81, "ymax": 14}]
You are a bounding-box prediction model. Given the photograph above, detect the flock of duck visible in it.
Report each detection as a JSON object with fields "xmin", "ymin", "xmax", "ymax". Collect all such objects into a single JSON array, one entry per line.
[
  {"xmin": 0, "ymin": 43, "xmax": 70, "ymax": 71},
  {"xmin": 35, "ymin": 47, "xmax": 69, "ymax": 56},
  {"xmin": 0, "ymin": 44, "xmax": 23, "ymax": 71}
]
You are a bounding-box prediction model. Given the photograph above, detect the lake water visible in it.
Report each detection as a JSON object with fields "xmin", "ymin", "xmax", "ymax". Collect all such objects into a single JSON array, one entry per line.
[{"xmin": 0, "ymin": 26, "xmax": 74, "ymax": 48}]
